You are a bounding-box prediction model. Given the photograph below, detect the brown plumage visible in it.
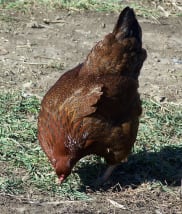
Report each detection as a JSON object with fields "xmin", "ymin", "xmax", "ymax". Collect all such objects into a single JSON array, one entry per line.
[{"xmin": 38, "ymin": 7, "xmax": 147, "ymax": 184}]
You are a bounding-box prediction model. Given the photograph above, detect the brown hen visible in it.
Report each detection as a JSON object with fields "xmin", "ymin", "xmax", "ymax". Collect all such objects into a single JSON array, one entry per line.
[{"xmin": 38, "ymin": 7, "xmax": 147, "ymax": 184}]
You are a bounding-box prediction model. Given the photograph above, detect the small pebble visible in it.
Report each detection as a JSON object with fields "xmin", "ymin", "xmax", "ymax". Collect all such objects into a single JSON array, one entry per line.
[
  {"xmin": 101, "ymin": 23, "xmax": 106, "ymax": 28},
  {"xmin": 43, "ymin": 19, "xmax": 50, "ymax": 24},
  {"xmin": 160, "ymin": 96, "xmax": 166, "ymax": 102},
  {"xmin": 27, "ymin": 21, "xmax": 45, "ymax": 29},
  {"xmin": 0, "ymin": 47, "xmax": 9, "ymax": 55}
]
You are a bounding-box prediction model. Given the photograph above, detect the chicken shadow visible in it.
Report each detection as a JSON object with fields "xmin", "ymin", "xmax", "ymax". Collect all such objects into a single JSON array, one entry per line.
[{"xmin": 76, "ymin": 145, "xmax": 182, "ymax": 191}]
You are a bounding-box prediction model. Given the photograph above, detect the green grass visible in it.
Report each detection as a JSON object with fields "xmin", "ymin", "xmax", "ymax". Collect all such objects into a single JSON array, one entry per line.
[
  {"xmin": 0, "ymin": 93, "xmax": 89, "ymax": 199},
  {"xmin": 0, "ymin": 0, "xmax": 181, "ymax": 18},
  {"xmin": 0, "ymin": 0, "xmax": 129, "ymax": 11},
  {"xmin": 0, "ymin": 92, "xmax": 181, "ymax": 199},
  {"xmin": 0, "ymin": 0, "xmax": 176, "ymax": 18}
]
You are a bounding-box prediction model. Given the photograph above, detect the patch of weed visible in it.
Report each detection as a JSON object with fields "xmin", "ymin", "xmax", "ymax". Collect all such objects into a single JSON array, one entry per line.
[
  {"xmin": 0, "ymin": 92, "xmax": 181, "ymax": 199},
  {"xmin": 1, "ymin": 0, "xmax": 178, "ymax": 18}
]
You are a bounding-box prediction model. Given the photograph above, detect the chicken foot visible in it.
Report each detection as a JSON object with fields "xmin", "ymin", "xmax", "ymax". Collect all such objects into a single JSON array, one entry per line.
[{"xmin": 95, "ymin": 164, "xmax": 118, "ymax": 186}]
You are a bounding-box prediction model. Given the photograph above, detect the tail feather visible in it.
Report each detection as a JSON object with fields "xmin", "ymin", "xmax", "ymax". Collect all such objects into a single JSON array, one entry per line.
[{"xmin": 113, "ymin": 7, "xmax": 142, "ymax": 42}]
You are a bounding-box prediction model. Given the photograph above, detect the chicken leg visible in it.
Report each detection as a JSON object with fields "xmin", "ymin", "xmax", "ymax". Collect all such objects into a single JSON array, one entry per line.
[{"xmin": 95, "ymin": 164, "xmax": 118, "ymax": 186}]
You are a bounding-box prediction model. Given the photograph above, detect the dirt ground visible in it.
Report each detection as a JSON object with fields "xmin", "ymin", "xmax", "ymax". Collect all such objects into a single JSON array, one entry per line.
[{"xmin": 0, "ymin": 8, "xmax": 182, "ymax": 214}]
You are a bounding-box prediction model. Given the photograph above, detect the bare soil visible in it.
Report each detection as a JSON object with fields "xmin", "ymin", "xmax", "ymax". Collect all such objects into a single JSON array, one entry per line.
[{"xmin": 0, "ymin": 8, "xmax": 181, "ymax": 214}]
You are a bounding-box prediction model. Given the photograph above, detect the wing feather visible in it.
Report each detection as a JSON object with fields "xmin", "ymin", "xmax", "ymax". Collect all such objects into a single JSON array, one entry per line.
[{"xmin": 59, "ymin": 85, "xmax": 103, "ymax": 152}]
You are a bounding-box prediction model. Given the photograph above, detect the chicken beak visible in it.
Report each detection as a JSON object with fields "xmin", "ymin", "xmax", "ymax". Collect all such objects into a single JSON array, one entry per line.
[{"xmin": 58, "ymin": 175, "xmax": 65, "ymax": 184}]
